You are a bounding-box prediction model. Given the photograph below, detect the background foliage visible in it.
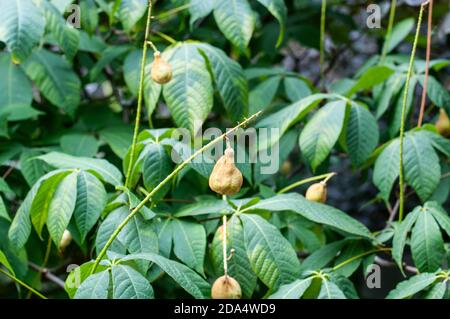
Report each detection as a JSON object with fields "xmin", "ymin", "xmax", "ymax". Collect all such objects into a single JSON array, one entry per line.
[{"xmin": 0, "ymin": 0, "xmax": 449, "ymax": 299}]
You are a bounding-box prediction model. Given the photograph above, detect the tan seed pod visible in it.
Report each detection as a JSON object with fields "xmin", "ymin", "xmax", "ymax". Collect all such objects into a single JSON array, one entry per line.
[
  {"xmin": 211, "ymin": 275, "xmax": 242, "ymax": 299},
  {"xmin": 151, "ymin": 52, "xmax": 172, "ymax": 84},
  {"xmin": 60, "ymin": 229, "xmax": 72, "ymax": 252},
  {"xmin": 305, "ymin": 182, "xmax": 327, "ymax": 203},
  {"xmin": 280, "ymin": 160, "xmax": 292, "ymax": 176},
  {"xmin": 436, "ymin": 109, "xmax": 450, "ymax": 137},
  {"xmin": 209, "ymin": 147, "xmax": 243, "ymax": 196}
]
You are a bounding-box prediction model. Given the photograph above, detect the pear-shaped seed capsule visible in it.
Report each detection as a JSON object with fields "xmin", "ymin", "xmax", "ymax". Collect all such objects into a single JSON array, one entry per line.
[
  {"xmin": 436, "ymin": 109, "xmax": 450, "ymax": 137},
  {"xmin": 151, "ymin": 52, "xmax": 172, "ymax": 84},
  {"xmin": 211, "ymin": 275, "xmax": 242, "ymax": 299},
  {"xmin": 209, "ymin": 147, "xmax": 243, "ymax": 196},
  {"xmin": 305, "ymin": 182, "xmax": 327, "ymax": 203}
]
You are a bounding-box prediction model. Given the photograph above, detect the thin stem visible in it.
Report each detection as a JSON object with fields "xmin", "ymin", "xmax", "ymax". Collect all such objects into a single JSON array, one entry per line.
[
  {"xmin": 91, "ymin": 112, "xmax": 262, "ymax": 274},
  {"xmin": 380, "ymin": 0, "xmax": 397, "ymax": 63},
  {"xmin": 277, "ymin": 172, "xmax": 336, "ymax": 194},
  {"xmin": 398, "ymin": 5, "xmax": 425, "ymax": 222},
  {"xmin": 0, "ymin": 268, "xmax": 47, "ymax": 299},
  {"xmin": 319, "ymin": 0, "xmax": 327, "ymax": 90},
  {"xmin": 153, "ymin": 31, "xmax": 177, "ymax": 44},
  {"xmin": 332, "ymin": 248, "xmax": 391, "ymax": 272},
  {"xmin": 154, "ymin": 3, "xmax": 191, "ymax": 20},
  {"xmin": 222, "ymin": 215, "xmax": 228, "ymax": 276},
  {"xmin": 28, "ymin": 262, "xmax": 65, "ymax": 289},
  {"xmin": 125, "ymin": 0, "xmax": 154, "ymax": 188},
  {"xmin": 417, "ymin": 0, "xmax": 433, "ymax": 127}
]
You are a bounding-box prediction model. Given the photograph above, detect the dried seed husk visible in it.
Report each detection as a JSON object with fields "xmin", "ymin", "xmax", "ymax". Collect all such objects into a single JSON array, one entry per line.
[
  {"xmin": 305, "ymin": 182, "xmax": 327, "ymax": 203},
  {"xmin": 209, "ymin": 148, "xmax": 243, "ymax": 196},
  {"xmin": 211, "ymin": 275, "xmax": 242, "ymax": 299},
  {"xmin": 151, "ymin": 52, "xmax": 172, "ymax": 84}
]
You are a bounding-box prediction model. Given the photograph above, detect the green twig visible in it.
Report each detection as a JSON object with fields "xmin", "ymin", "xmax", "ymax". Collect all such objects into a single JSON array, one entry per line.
[
  {"xmin": 398, "ymin": 5, "xmax": 425, "ymax": 222},
  {"xmin": 332, "ymin": 248, "xmax": 391, "ymax": 272},
  {"xmin": 90, "ymin": 112, "xmax": 262, "ymax": 274},
  {"xmin": 125, "ymin": 0, "xmax": 154, "ymax": 188},
  {"xmin": 0, "ymin": 268, "xmax": 47, "ymax": 299},
  {"xmin": 380, "ymin": 0, "xmax": 397, "ymax": 63},
  {"xmin": 277, "ymin": 172, "xmax": 336, "ymax": 194}
]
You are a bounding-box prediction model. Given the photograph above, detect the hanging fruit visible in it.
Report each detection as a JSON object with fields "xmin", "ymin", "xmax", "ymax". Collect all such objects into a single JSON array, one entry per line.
[
  {"xmin": 211, "ymin": 275, "xmax": 242, "ymax": 299},
  {"xmin": 151, "ymin": 51, "xmax": 172, "ymax": 84},
  {"xmin": 436, "ymin": 109, "xmax": 450, "ymax": 137},
  {"xmin": 306, "ymin": 181, "xmax": 327, "ymax": 203},
  {"xmin": 209, "ymin": 143, "xmax": 243, "ymax": 196}
]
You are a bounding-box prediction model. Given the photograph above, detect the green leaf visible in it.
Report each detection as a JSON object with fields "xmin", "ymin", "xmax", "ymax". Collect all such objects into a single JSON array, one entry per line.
[
  {"xmin": 121, "ymin": 253, "xmax": 211, "ymax": 298},
  {"xmin": 375, "ymin": 73, "xmax": 405, "ymax": 118},
  {"xmin": 425, "ymin": 282, "xmax": 447, "ymax": 299},
  {"xmin": 123, "ymin": 49, "xmax": 161, "ymax": 117},
  {"xmin": 74, "ymin": 269, "xmax": 110, "ymax": 299},
  {"xmin": 118, "ymin": 0, "xmax": 147, "ymax": 33},
  {"xmin": 99, "ymin": 125, "xmax": 133, "ymax": 159},
  {"xmin": 382, "ymin": 18, "xmax": 415, "ymax": 54},
  {"xmin": 418, "ymin": 75, "xmax": 450, "ymax": 115},
  {"xmin": 189, "ymin": 0, "xmax": 214, "ymax": 27},
  {"xmin": 210, "ymin": 215, "xmax": 256, "ymax": 298},
  {"xmin": 47, "ymin": 172, "xmax": 78, "ymax": 246},
  {"xmin": 240, "ymin": 214, "xmax": 301, "ymax": 289},
  {"xmin": 0, "ymin": 53, "xmax": 32, "ymax": 108},
  {"xmin": 0, "ymin": 196, "xmax": 9, "ymax": 222},
  {"xmin": 213, "ymin": 0, "xmax": 255, "ymax": 51},
  {"xmin": 65, "ymin": 261, "xmax": 108, "ymax": 298},
  {"xmin": 163, "ymin": 43, "xmax": 213, "ymax": 133},
  {"xmin": 22, "ymin": 49, "xmax": 81, "ymax": 116},
  {"xmin": 41, "ymin": 0, "xmax": 79, "ymax": 60},
  {"xmin": 345, "ymin": 66, "xmax": 394, "ymax": 97},
  {"xmin": 38, "ymin": 152, "xmax": 123, "ymax": 186},
  {"xmin": 284, "ymin": 77, "xmax": 311, "ymax": 102},
  {"xmin": 403, "ymin": 133, "xmax": 440, "ymax": 202},
  {"xmin": 0, "ymin": 0, "xmax": 45, "ymax": 62},
  {"xmin": 333, "ymin": 241, "xmax": 367, "ymax": 277},
  {"xmin": 243, "ymin": 194, "xmax": 373, "ymax": 239},
  {"xmin": 318, "ymin": 280, "xmax": 347, "ymax": 299},
  {"xmin": 301, "ymin": 240, "xmax": 346, "ymax": 271},
  {"xmin": 299, "ymin": 100, "xmax": 347, "ymax": 170},
  {"xmin": 74, "ymin": 171, "xmax": 107, "ymax": 241},
  {"xmin": 426, "ymin": 201, "xmax": 450, "ymax": 237},
  {"xmin": 20, "ymin": 149, "xmax": 49, "ymax": 187},
  {"xmin": 79, "ymin": 0, "xmax": 99, "ymax": 35},
  {"xmin": 387, "ymin": 272, "xmax": 437, "ymax": 299},
  {"xmin": 172, "ymin": 219, "xmax": 206, "ymax": 276},
  {"xmin": 255, "ymin": 93, "xmax": 330, "ymax": 151},
  {"xmin": 30, "ymin": 170, "xmax": 72, "ymax": 238},
  {"xmin": 142, "ymin": 143, "xmax": 173, "ymax": 200},
  {"xmin": 174, "ymin": 199, "xmax": 231, "ymax": 217},
  {"xmin": 346, "ymin": 104, "xmax": 379, "ymax": 166},
  {"xmin": 111, "ymin": 265, "xmax": 153, "ymax": 299},
  {"xmin": 60, "ymin": 134, "xmax": 99, "ymax": 157},
  {"xmin": 0, "ymin": 250, "xmax": 14, "ymax": 275},
  {"xmin": 373, "ymin": 139, "xmax": 400, "ymax": 201},
  {"xmin": 392, "ymin": 207, "xmax": 420, "ymax": 269},
  {"xmin": 410, "ymin": 209, "xmax": 445, "ymax": 272},
  {"xmin": 197, "ymin": 43, "xmax": 248, "ymax": 121},
  {"xmin": 268, "ymin": 277, "xmax": 313, "ymax": 299},
  {"xmin": 89, "ymin": 45, "xmax": 131, "ymax": 81},
  {"xmin": 249, "ymin": 76, "xmax": 281, "ymax": 114},
  {"xmin": 256, "ymin": 0, "xmax": 287, "ymax": 47},
  {"xmin": 388, "ymin": 76, "xmax": 417, "ymax": 137}
]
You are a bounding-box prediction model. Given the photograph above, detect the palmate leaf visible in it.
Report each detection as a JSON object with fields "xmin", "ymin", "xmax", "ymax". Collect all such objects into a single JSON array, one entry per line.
[
  {"xmin": 47, "ymin": 172, "xmax": 78, "ymax": 246},
  {"xmin": 249, "ymin": 76, "xmax": 281, "ymax": 114},
  {"xmin": 111, "ymin": 265, "xmax": 154, "ymax": 299},
  {"xmin": 60, "ymin": 134, "xmax": 98, "ymax": 157},
  {"xmin": 197, "ymin": 43, "xmax": 248, "ymax": 121},
  {"xmin": 387, "ymin": 272, "xmax": 437, "ymax": 299},
  {"xmin": 99, "ymin": 125, "xmax": 134, "ymax": 159},
  {"xmin": 318, "ymin": 279, "xmax": 347, "ymax": 299},
  {"xmin": 426, "ymin": 201, "xmax": 450, "ymax": 237},
  {"xmin": 118, "ymin": 0, "xmax": 147, "ymax": 33},
  {"xmin": 142, "ymin": 143, "xmax": 173, "ymax": 201},
  {"xmin": 210, "ymin": 215, "xmax": 256, "ymax": 298},
  {"xmin": 373, "ymin": 139, "xmax": 400, "ymax": 201},
  {"xmin": 345, "ymin": 66, "xmax": 394, "ymax": 97},
  {"xmin": 213, "ymin": 0, "xmax": 255, "ymax": 51},
  {"xmin": 189, "ymin": 0, "xmax": 215, "ymax": 27},
  {"xmin": 172, "ymin": 219, "xmax": 206, "ymax": 276},
  {"xmin": 424, "ymin": 282, "xmax": 447, "ymax": 299},
  {"xmin": 121, "ymin": 253, "xmax": 211, "ymax": 299},
  {"xmin": 20, "ymin": 149, "xmax": 51, "ymax": 186},
  {"xmin": 0, "ymin": 0, "xmax": 45, "ymax": 62},
  {"xmin": 73, "ymin": 171, "xmax": 107, "ymax": 241},
  {"xmin": 38, "ymin": 152, "xmax": 123, "ymax": 186},
  {"xmin": 162, "ymin": 43, "xmax": 213, "ymax": 133},
  {"xmin": 74, "ymin": 269, "xmax": 110, "ymax": 299},
  {"xmin": 392, "ymin": 207, "xmax": 420, "ymax": 269},
  {"xmin": 375, "ymin": 73, "xmax": 405, "ymax": 118},
  {"xmin": 268, "ymin": 277, "xmax": 313, "ymax": 299},
  {"xmin": 388, "ymin": 76, "xmax": 417, "ymax": 137},
  {"xmin": 410, "ymin": 208, "xmax": 445, "ymax": 272},
  {"xmin": 299, "ymin": 100, "xmax": 347, "ymax": 170},
  {"xmin": 345, "ymin": 103, "xmax": 379, "ymax": 166},
  {"xmin": 240, "ymin": 214, "xmax": 301, "ymax": 290},
  {"xmin": 22, "ymin": 49, "xmax": 81, "ymax": 116},
  {"xmin": 243, "ymin": 193, "xmax": 373, "ymax": 239}
]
